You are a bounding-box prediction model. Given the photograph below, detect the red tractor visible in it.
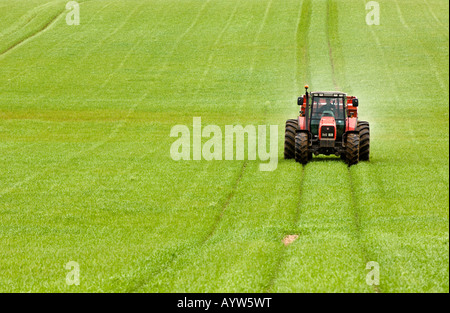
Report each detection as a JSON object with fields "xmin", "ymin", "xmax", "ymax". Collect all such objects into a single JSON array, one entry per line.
[{"xmin": 284, "ymin": 85, "xmax": 370, "ymax": 165}]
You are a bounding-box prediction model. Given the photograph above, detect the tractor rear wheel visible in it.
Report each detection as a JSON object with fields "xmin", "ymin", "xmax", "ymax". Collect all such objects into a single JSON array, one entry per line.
[
  {"xmin": 284, "ymin": 119, "xmax": 297, "ymax": 159},
  {"xmin": 295, "ymin": 132, "xmax": 309, "ymax": 164},
  {"xmin": 345, "ymin": 133, "xmax": 360, "ymax": 166},
  {"xmin": 357, "ymin": 121, "xmax": 370, "ymax": 161}
]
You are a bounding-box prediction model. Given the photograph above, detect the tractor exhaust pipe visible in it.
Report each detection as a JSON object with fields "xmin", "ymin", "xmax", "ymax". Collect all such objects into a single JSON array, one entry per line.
[{"xmin": 304, "ymin": 85, "xmax": 309, "ymax": 131}]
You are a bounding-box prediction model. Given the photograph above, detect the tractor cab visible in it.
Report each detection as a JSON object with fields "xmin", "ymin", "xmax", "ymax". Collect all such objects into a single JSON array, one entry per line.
[{"xmin": 309, "ymin": 92, "xmax": 347, "ymax": 141}]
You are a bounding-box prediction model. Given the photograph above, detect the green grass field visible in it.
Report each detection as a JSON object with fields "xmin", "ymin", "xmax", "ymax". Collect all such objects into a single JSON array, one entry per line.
[{"xmin": 0, "ymin": 0, "xmax": 448, "ymax": 293}]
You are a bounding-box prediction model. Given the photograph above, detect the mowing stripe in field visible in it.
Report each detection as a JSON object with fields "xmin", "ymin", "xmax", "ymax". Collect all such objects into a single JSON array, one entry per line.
[
  {"xmin": 325, "ymin": 0, "xmax": 339, "ymax": 90},
  {"xmin": 248, "ymin": 0, "xmax": 272, "ymax": 74},
  {"xmin": 194, "ymin": 0, "xmax": 242, "ymax": 97},
  {"xmin": 392, "ymin": 0, "xmax": 447, "ymax": 93},
  {"xmin": 294, "ymin": 0, "xmax": 311, "ymax": 92},
  {"xmin": 327, "ymin": 0, "xmax": 379, "ymax": 292},
  {"xmin": 264, "ymin": 165, "xmax": 306, "ymax": 293},
  {"xmin": 346, "ymin": 0, "xmax": 448, "ymax": 292},
  {"xmin": 264, "ymin": 0, "xmax": 310, "ymax": 293}
]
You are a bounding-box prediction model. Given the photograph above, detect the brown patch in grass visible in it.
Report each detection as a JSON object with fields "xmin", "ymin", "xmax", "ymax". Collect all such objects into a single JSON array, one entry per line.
[{"xmin": 282, "ymin": 235, "xmax": 299, "ymax": 246}]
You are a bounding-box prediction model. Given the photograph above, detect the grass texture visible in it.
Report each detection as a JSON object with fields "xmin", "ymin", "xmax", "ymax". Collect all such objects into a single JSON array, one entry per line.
[{"xmin": 0, "ymin": 0, "xmax": 448, "ymax": 292}]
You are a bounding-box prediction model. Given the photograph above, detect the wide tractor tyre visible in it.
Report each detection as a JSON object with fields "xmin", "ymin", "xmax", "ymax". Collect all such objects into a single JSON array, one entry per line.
[
  {"xmin": 357, "ymin": 121, "xmax": 370, "ymax": 161},
  {"xmin": 345, "ymin": 133, "xmax": 360, "ymax": 166},
  {"xmin": 295, "ymin": 132, "xmax": 309, "ymax": 164},
  {"xmin": 284, "ymin": 119, "xmax": 298, "ymax": 159}
]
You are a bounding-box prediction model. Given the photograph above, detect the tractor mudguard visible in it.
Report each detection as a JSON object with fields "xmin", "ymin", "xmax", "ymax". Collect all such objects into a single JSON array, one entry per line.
[
  {"xmin": 298, "ymin": 116, "xmax": 307, "ymax": 131},
  {"xmin": 346, "ymin": 117, "xmax": 358, "ymax": 131}
]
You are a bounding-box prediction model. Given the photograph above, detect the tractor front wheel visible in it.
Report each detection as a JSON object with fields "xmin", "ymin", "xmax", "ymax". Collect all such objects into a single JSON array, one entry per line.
[
  {"xmin": 295, "ymin": 132, "xmax": 309, "ymax": 164},
  {"xmin": 346, "ymin": 133, "xmax": 360, "ymax": 166},
  {"xmin": 357, "ymin": 121, "xmax": 370, "ymax": 161},
  {"xmin": 284, "ymin": 119, "xmax": 298, "ymax": 159}
]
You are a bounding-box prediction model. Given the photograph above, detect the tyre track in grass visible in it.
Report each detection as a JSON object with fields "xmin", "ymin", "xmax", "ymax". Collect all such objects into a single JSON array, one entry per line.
[
  {"xmin": 123, "ymin": 1, "xmax": 254, "ymax": 291},
  {"xmin": 0, "ymin": 0, "xmax": 122, "ymax": 157},
  {"xmin": 295, "ymin": 0, "xmax": 312, "ymax": 88},
  {"xmin": 202, "ymin": 0, "xmax": 273, "ymax": 242},
  {"xmin": 0, "ymin": 2, "xmax": 152, "ymax": 198},
  {"xmin": 326, "ymin": 0, "xmax": 339, "ymax": 90},
  {"xmin": 202, "ymin": 161, "xmax": 248, "ymax": 243},
  {"xmin": 3, "ymin": 0, "xmax": 117, "ymax": 83},
  {"xmin": 129, "ymin": 0, "xmax": 290, "ymax": 292},
  {"xmin": 358, "ymin": 0, "xmax": 447, "ymax": 292},
  {"xmin": 0, "ymin": 2, "xmax": 43, "ymax": 37},
  {"xmin": 35, "ymin": 0, "xmax": 145, "ymax": 102},
  {"xmin": 237, "ymin": 0, "xmax": 274, "ymax": 108},
  {"xmin": 327, "ymin": 0, "xmax": 380, "ymax": 292},
  {"xmin": 268, "ymin": 0, "xmax": 374, "ymax": 293},
  {"xmin": 76, "ymin": 0, "xmax": 140, "ymax": 65},
  {"xmin": 0, "ymin": 91, "xmax": 147, "ymax": 198},
  {"xmin": 124, "ymin": 160, "xmax": 248, "ymax": 292},
  {"xmin": 171, "ymin": 0, "xmax": 248, "ymax": 244},
  {"xmin": 40, "ymin": 2, "xmax": 178, "ymax": 195},
  {"xmin": 393, "ymin": 1, "xmax": 448, "ymax": 142},
  {"xmin": 0, "ymin": 1, "xmax": 152, "ymax": 199},
  {"xmin": 393, "ymin": 0, "xmax": 409, "ymax": 30},
  {"xmin": 98, "ymin": 37, "xmax": 144, "ymax": 90},
  {"xmin": 0, "ymin": 0, "xmax": 96, "ymax": 58},
  {"xmin": 248, "ymin": 0, "xmax": 273, "ymax": 73},
  {"xmin": 423, "ymin": 0, "xmax": 446, "ymax": 30},
  {"xmin": 265, "ymin": 166, "xmax": 305, "ymax": 292},
  {"xmin": 0, "ymin": 6, "xmax": 66, "ymax": 58},
  {"xmin": 346, "ymin": 170, "xmax": 380, "ymax": 293},
  {"xmin": 68, "ymin": 0, "xmax": 212, "ymax": 286},
  {"xmin": 147, "ymin": 0, "xmax": 212, "ymax": 81},
  {"xmin": 390, "ymin": 0, "xmax": 448, "ymax": 143},
  {"xmin": 394, "ymin": 0, "xmax": 447, "ymax": 93},
  {"xmin": 0, "ymin": 1, "xmax": 119, "ymax": 104},
  {"xmin": 193, "ymin": 0, "xmax": 241, "ymax": 99},
  {"xmin": 264, "ymin": 0, "xmax": 310, "ymax": 293}
]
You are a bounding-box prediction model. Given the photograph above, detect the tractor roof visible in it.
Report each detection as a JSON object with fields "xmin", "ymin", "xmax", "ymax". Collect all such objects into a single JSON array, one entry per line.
[{"xmin": 311, "ymin": 91, "xmax": 347, "ymax": 97}]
